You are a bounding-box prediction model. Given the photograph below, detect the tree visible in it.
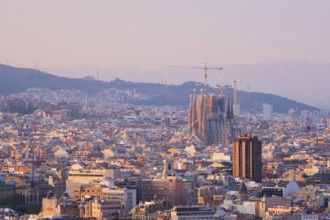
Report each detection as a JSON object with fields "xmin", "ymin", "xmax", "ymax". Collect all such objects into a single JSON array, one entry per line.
[
  {"xmin": 0, "ymin": 193, "xmax": 24, "ymax": 210},
  {"xmin": 27, "ymin": 205, "xmax": 40, "ymax": 214}
]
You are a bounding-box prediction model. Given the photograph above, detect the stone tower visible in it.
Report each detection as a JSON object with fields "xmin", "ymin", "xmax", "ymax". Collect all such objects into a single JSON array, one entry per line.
[
  {"xmin": 188, "ymin": 90, "xmax": 232, "ymax": 145},
  {"xmin": 163, "ymin": 159, "xmax": 175, "ymax": 179}
]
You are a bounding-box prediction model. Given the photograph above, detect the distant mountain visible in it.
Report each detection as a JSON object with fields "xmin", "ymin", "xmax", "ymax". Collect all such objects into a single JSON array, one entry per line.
[
  {"xmin": 0, "ymin": 64, "xmax": 110, "ymax": 94},
  {"xmin": 82, "ymin": 76, "xmax": 96, "ymax": 81},
  {"xmin": 45, "ymin": 60, "xmax": 330, "ymax": 109},
  {"xmin": 0, "ymin": 64, "xmax": 319, "ymax": 113}
]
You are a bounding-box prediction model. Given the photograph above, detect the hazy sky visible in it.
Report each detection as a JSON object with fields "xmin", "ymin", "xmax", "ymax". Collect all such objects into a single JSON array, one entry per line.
[
  {"xmin": 1, "ymin": 1, "xmax": 330, "ymax": 68},
  {"xmin": 1, "ymin": 1, "xmax": 330, "ymax": 108}
]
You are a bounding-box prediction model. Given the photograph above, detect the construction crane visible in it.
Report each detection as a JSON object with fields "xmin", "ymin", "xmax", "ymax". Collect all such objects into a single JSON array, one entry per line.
[
  {"xmin": 168, "ymin": 63, "xmax": 223, "ymax": 94},
  {"xmin": 219, "ymin": 77, "xmax": 241, "ymax": 120}
]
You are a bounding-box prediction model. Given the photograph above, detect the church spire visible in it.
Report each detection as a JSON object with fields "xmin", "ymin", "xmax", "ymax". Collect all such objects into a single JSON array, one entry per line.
[{"xmin": 226, "ymin": 94, "xmax": 234, "ymax": 121}]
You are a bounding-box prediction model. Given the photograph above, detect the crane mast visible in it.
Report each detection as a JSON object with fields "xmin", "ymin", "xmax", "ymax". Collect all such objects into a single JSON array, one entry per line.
[
  {"xmin": 219, "ymin": 77, "xmax": 241, "ymax": 120},
  {"xmin": 201, "ymin": 63, "xmax": 222, "ymax": 94},
  {"xmin": 169, "ymin": 63, "xmax": 222, "ymax": 94}
]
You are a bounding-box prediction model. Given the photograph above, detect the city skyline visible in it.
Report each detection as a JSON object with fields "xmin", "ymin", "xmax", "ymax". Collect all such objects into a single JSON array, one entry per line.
[
  {"xmin": 1, "ymin": 1, "xmax": 330, "ymax": 219},
  {"xmin": 1, "ymin": 1, "xmax": 330, "ymax": 108}
]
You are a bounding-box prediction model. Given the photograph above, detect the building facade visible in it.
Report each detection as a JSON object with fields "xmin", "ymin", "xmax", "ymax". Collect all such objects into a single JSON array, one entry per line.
[
  {"xmin": 171, "ymin": 206, "xmax": 214, "ymax": 220},
  {"xmin": 263, "ymin": 103, "xmax": 273, "ymax": 121},
  {"xmin": 73, "ymin": 185, "xmax": 103, "ymax": 201},
  {"xmin": 102, "ymin": 187, "xmax": 136, "ymax": 213},
  {"xmin": 80, "ymin": 198, "xmax": 125, "ymax": 219},
  {"xmin": 15, "ymin": 182, "xmax": 54, "ymax": 209},
  {"xmin": 188, "ymin": 92, "xmax": 232, "ymax": 146},
  {"xmin": 140, "ymin": 178, "xmax": 194, "ymax": 209},
  {"xmin": 41, "ymin": 193, "xmax": 57, "ymax": 217},
  {"xmin": 232, "ymin": 134, "xmax": 262, "ymax": 182},
  {"xmin": 66, "ymin": 166, "xmax": 120, "ymax": 197}
]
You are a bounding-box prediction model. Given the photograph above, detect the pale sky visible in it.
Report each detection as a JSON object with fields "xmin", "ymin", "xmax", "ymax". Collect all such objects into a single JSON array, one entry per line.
[
  {"xmin": 1, "ymin": 1, "xmax": 330, "ymax": 108},
  {"xmin": 1, "ymin": 1, "xmax": 330, "ymax": 68}
]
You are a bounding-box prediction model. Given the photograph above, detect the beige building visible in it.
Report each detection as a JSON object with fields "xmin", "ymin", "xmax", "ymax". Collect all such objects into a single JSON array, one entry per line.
[
  {"xmin": 66, "ymin": 166, "xmax": 120, "ymax": 197},
  {"xmin": 73, "ymin": 185, "xmax": 103, "ymax": 201},
  {"xmin": 102, "ymin": 187, "xmax": 136, "ymax": 213},
  {"xmin": 211, "ymin": 152, "xmax": 231, "ymax": 162},
  {"xmin": 257, "ymin": 196, "xmax": 292, "ymax": 218},
  {"xmin": 41, "ymin": 193, "xmax": 57, "ymax": 217},
  {"xmin": 80, "ymin": 198, "xmax": 125, "ymax": 219},
  {"xmin": 266, "ymin": 206, "xmax": 292, "ymax": 216},
  {"xmin": 72, "ymin": 183, "xmax": 136, "ymax": 214}
]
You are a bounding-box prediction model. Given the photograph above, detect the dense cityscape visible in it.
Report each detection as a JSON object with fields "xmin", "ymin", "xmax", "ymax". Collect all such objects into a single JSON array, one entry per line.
[
  {"xmin": 0, "ymin": 84, "xmax": 329, "ymax": 220},
  {"xmin": 1, "ymin": 1, "xmax": 330, "ymax": 220}
]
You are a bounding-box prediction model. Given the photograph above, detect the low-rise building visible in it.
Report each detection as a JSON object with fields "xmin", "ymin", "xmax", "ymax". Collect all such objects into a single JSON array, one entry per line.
[
  {"xmin": 170, "ymin": 206, "xmax": 214, "ymax": 220},
  {"xmin": 80, "ymin": 198, "xmax": 125, "ymax": 219}
]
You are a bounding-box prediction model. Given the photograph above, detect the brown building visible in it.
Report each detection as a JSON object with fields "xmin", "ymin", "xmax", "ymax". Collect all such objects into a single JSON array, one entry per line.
[
  {"xmin": 58, "ymin": 192, "xmax": 80, "ymax": 217},
  {"xmin": 232, "ymin": 134, "xmax": 262, "ymax": 182},
  {"xmin": 73, "ymin": 185, "xmax": 103, "ymax": 202},
  {"xmin": 58, "ymin": 203, "xmax": 80, "ymax": 217},
  {"xmin": 140, "ymin": 178, "xmax": 195, "ymax": 209}
]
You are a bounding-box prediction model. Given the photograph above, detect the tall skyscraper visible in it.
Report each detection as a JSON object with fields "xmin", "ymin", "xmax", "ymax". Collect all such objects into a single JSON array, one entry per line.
[
  {"xmin": 262, "ymin": 103, "xmax": 273, "ymax": 121},
  {"xmin": 188, "ymin": 90, "xmax": 233, "ymax": 146},
  {"xmin": 232, "ymin": 134, "xmax": 262, "ymax": 182}
]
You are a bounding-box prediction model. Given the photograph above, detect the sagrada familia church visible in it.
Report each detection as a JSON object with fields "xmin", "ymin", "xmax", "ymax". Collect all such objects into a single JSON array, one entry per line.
[{"xmin": 188, "ymin": 89, "xmax": 234, "ymax": 146}]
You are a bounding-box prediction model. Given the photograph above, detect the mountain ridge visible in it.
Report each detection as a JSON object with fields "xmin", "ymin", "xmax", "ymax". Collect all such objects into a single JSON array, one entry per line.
[
  {"xmin": 44, "ymin": 60, "xmax": 330, "ymax": 109},
  {"xmin": 0, "ymin": 64, "xmax": 319, "ymax": 113}
]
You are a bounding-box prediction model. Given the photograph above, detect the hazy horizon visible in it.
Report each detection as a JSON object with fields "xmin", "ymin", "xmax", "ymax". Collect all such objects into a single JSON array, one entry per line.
[
  {"xmin": 41, "ymin": 59, "xmax": 329, "ymax": 109},
  {"xmin": 1, "ymin": 1, "xmax": 330, "ymax": 108}
]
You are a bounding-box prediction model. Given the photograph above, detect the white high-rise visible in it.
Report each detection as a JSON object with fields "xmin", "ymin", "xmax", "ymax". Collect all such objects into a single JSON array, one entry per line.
[{"xmin": 263, "ymin": 103, "xmax": 273, "ymax": 121}]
